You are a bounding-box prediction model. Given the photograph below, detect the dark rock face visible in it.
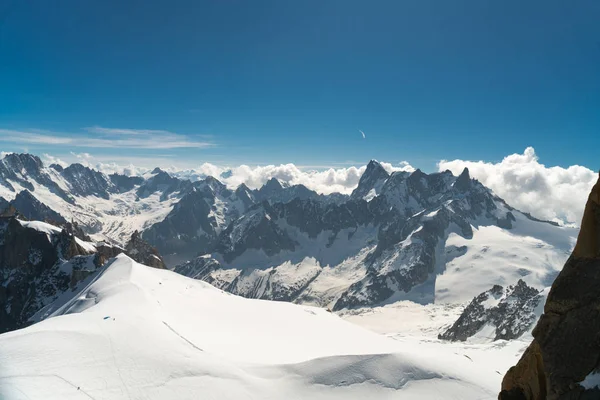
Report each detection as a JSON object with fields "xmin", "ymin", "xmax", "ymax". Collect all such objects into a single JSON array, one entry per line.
[
  {"xmin": 136, "ymin": 170, "xmax": 191, "ymax": 200},
  {"xmin": 10, "ymin": 190, "xmax": 66, "ymax": 224},
  {"xmin": 173, "ymin": 256, "xmax": 222, "ymax": 280},
  {"xmin": 143, "ymin": 177, "xmax": 255, "ymax": 257},
  {"xmin": 109, "ymin": 173, "xmax": 144, "ymax": 192},
  {"xmin": 174, "ymin": 254, "xmax": 322, "ymax": 302},
  {"xmin": 143, "ymin": 187, "xmax": 220, "ymax": 256},
  {"xmin": 63, "ymin": 221, "xmax": 92, "ymax": 242},
  {"xmin": 125, "ymin": 231, "xmax": 166, "ymax": 269},
  {"xmin": 49, "ymin": 163, "xmax": 64, "ymax": 172},
  {"xmin": 255, "ymin": 178, "xmax": 316, "ymax": 204},
  {"xmin": 351, "ymin": 160, "xmax": 390, "ymax": 200},
  {"xmin": 439, "ymin": 280, "xmax": 541, "ymax": 342},
  {"xmin": 215, "ymin": 202, "xmax": 296, "ymax": 263},
  {"xmin": 60, "ymin": 163, "xmax": 113, "ymax": 199},
  {"xmin": 0, "ymin": 196, "xmax": 8, "ymax": 212},
  {"xmin": 500, "ymin": 175, "xmax": 600, "ymax": 400},
  {"xmin": 234, "ymin": 183, "xmax": 256, "ymax": 209},
  {"xmin": 0, "ymin": 217, "xmax": 95, "ymax": 333}
]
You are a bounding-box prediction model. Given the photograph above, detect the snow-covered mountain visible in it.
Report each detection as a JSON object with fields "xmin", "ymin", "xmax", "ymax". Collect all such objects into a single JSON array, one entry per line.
[
  {"xmin": 0, "ymin": 254, "xmax": 507, "ymax": 399},
  {"xmin": 175, "ymin": 165, "xmax": 576, "ymax": 310},
  {"xmin": 439, "ymin": 280, "xmax": 545, "ymax": 342},
  {"xmin": 0, "ymin": 153, "xmax": 577, "ymax": 314}
]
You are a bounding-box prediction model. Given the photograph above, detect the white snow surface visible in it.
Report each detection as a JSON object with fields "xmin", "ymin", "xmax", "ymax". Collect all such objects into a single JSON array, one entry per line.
[
  {"xmin": 436, "ymin": 212, "xmax": 576, "ymax": 303},
  {"xmin": 0, "ymin": 255, "xmax": 503, "ymax": 399},
  {"xmin": 0, "ymin": 175, "xmax": 179, "ymax": 245}
]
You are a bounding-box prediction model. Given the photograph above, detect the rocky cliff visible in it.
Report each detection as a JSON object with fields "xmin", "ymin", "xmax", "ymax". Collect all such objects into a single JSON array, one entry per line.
[
  {"xmin": 500, "ymin": 174, "xmax": 600, "ymax": 400},
  {"xmin": 440, "ymin": 280, "xmax": 542, "ymax": 342}
]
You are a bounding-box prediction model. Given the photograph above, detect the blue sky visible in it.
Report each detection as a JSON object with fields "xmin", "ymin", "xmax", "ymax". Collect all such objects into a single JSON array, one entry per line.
[{"xmin": 0, "ymin": 0, "xmax": 599, "ymax": 170}]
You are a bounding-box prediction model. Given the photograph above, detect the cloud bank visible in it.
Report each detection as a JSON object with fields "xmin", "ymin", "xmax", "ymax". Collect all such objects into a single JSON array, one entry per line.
[
  {"xmin": 438, "ymin": 147, "xmax": 596, "ymax": 224},
  {"xmin": 56, "ymin": 153, "xmax": 415, "ymax": 195}
]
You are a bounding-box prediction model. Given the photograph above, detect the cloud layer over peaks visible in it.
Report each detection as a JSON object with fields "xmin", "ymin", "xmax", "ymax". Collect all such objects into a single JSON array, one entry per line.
[
  {"xmin": 438, "ymin": 147, "xmax": 596, "ymax": 224},
  {"xmin": 177, "ymin": 161, "xmax": 414, "ymax": 195},
  {"xmin": 43, "ymin": 153, "xmax": 415, "ymax": 196}
]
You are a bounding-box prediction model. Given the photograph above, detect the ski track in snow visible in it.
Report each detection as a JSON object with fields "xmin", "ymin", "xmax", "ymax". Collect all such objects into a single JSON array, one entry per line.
[{"xmin": 161, "ymin": 321, "xmax": 204, "ymax": 352}]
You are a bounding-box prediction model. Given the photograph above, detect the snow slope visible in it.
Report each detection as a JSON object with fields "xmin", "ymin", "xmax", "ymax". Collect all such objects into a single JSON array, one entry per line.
[
  {"xmin": 0, "ymin": 175, "xmax": 179, "ymax": 245},
  {"xmin": 434, "ymin": 211, "xmax": 576, "ymax": 304},
  {"xmin": 0, "ymin": 255, "xmax": 502, "ymax": 399},
  {"xmin": 340, "ymin": 300, "xmax": 538, "ymax": 393}
]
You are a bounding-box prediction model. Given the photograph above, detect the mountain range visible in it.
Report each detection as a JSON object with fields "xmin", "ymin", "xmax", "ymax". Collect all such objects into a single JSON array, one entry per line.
[{"xmin": 0, "ymin": 153, "xmax": 577, "ymax": 332}]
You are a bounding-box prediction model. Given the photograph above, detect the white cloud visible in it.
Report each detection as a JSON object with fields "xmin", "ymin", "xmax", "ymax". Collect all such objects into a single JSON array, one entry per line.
[
  {"xmin": 196, "ymin": 161, "xmax": 414, "ymax": 195},
  {"xmin": 84, "ymin": 126, "xmax": 172, "ymax": 136},
  {"xmin": 359, "ymin": 130, "xmax": 366, "ymax": 139},
  {"xmin": 42, "ymin": 153, "xmax": 69, "ymax": 167},
  {"xmin": 438, "ymin": 147, "xmax": 597, "ymax": 224},
  {"xmin": 71, "ymin": 157, "xmax": 414, "ymax": 195},
  {"xmin": 0, "ymin": 127, "xmax": 214, "ymax": 149}
]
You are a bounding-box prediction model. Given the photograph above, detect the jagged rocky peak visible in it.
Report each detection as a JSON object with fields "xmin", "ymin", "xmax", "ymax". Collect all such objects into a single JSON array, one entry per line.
[
  {"xmin": 351, "ymin": 160, "xmax": 390, "ymax": 200},
  {"xmin": 136, "ymin": 168, "xmax": 189, "ymax": 200},
  {"xmin": 0, "ymin": 153, "xmax": 73, "ymax": 202},
  {"xmin": 259, "ymin": 177, "xmax": 285, "ymax": 196},
  {"xmin": 235, "ymin": 182, "xmax": 253, "ymax": 196},
  {"xmin": 109, "ymin": 172, "xmax": 144, "ymax": 192},
  {"xmin": 60, "ymin": 163, "xmax": 113, "ymax": 198},
  {"xmin": 196, "ymin": 175, "xmax": 228, "ymax": 195},
  {"xmin": 125, "ymin": 230, "xmax": 166, "ymax": 269},
  {"xmin": 500, "ymin": 173, "xmax": 600, "ymax": 400},
  {"xmin": 1, "ymin": 153, "xmax": 44, "ymax": 172},
  {"xmin": 151, "ymin": 167, "xmax": 164, "ymax": 174},
  {"xmin": 234, "ymin": 183, "xmax": 256, "ymax": 208},
  {"xmin": 454, "ymin": 167, "xmax": 472, "ymax": 192},
  {"xmin": 439, "ymin": 280, "xmax": 542, "ymax": 342},
  {"xmin": 49, "ymin": 163, "xmax": 64, "ymax": 172}
]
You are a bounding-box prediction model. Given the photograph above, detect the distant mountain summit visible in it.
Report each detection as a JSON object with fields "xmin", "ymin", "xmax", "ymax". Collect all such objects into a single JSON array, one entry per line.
[{"xmin": 351, "ymin": 160, "xmax": 390, "ymax": 200}]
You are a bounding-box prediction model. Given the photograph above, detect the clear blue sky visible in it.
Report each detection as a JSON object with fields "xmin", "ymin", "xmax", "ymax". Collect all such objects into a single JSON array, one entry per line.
[{"xmin": 0, "ymin": 0, "xmax": 598, "ymax": 170}]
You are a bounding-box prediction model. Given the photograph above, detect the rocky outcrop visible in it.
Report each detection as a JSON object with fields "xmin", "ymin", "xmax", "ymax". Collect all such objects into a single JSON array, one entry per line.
[
  {"xmin": 439, "ymin": 280, "xmax": 541, "ymax": 342},
  {"xmin": 125, "ymin": 231, "xmax": 166, "ymax": 269},
  {"xmin": 500, "ymin": 174, "xmax": 600, "ymax": 400},
  {"xmin": 0, "ymin": 217, "xmax": 168, "ymax": 333},
  {"xmin": 0, "ymin": 217, "xmax": 94, "ymax": 332}
]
